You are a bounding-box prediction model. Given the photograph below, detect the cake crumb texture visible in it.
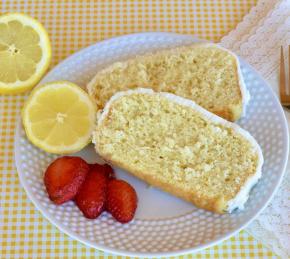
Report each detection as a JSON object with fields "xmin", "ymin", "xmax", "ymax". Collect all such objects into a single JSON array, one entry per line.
[
  {"xmin": 88, "ymin": 44, "xmax": 243, "ymax": 121},
  {"xmin": 94, "ymin": 92, "xmax": 260, "ymax": 213}
]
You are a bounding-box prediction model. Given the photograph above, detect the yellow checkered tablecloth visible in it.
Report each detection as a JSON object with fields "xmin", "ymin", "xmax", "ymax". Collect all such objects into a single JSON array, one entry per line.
[{"xmin": 0, "ymin": 1, "xmax": 278, "ymax": 258}]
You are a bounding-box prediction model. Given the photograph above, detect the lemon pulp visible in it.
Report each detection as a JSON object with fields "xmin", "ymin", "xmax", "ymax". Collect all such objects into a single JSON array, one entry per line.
[
  {"xmin": 0, "ymin": 13, "xmax": 51, "ymax": 93},
  {"xmin": 22, "ymin": 81, "xmax": 96, "ymax": 154}
]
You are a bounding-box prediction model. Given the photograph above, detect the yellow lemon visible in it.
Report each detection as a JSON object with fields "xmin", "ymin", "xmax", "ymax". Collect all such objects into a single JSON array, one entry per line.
[
  {"xmin": 0, "ymin": 13, "xmax": 51, "ymax": 94},
  {"xmin": 22, "ymin": 81, "xmax": 96, "ymax": 154}
]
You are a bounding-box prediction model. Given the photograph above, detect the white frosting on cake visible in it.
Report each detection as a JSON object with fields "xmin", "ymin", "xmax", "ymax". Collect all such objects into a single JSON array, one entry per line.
[
  {"xmin": 95, "ymin": 88, "xmax": 263, "ymax": 213},
  {"xmin": 215, "ymin": 43, "xmax": 250, "ymax": 116},
  {"xmin": 227, "ymin": 166, "xmax": 262, "ymax": 212}
]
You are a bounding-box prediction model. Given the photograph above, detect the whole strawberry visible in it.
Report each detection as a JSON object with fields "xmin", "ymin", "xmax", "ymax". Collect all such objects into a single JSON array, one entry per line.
[
  {"xmin": 106, "ymin": 179, "xmax": 138, "ymax": 223},
  {"xmin": 75, "ymin": 166, "xmax": 108, "ymax": 219},
  {"xmin": 44, "ymin": 156, "xmax": 89, "ymax": 205}
]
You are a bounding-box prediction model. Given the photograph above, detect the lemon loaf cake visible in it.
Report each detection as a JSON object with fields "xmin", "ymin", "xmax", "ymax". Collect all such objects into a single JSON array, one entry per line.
[
  {"xmin": 93, "ymin": 88, "xmax": 263, "ymax": 214},
  {"xmin": 87, "ymin": 43, "xmax": 249, "ymax": 122}
]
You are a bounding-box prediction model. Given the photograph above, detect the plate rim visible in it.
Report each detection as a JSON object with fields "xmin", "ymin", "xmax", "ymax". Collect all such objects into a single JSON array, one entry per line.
[{"xmin": 14, "ymin": 32, "xmax": 289, "ymax": 257}]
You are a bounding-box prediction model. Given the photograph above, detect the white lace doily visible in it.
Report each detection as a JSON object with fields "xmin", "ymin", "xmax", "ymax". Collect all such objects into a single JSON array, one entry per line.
[{"xmin": 220, "ymin": 0, "xmax": 290, "ymax": 257}]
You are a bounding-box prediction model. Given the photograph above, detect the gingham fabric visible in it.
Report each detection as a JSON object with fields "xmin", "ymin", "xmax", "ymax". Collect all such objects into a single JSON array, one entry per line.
[{"xmin": 0, "ymin": 1, "xmax": 278, "ymax": 258}]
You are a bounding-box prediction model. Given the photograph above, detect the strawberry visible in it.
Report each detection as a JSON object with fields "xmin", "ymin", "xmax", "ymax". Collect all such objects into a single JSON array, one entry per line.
[
  {"xmin": 89, "ymin": 163, "xmax": 115, "ymax": 179},
  {"xmin": 44, "ymin": 156, "xmax": 89, "ymax": 205},
  {"xmin": 106, "ymin": 179, "xmax": 138, "ymax": 223},
  {"xmin": 75, "ymin": 166, "xmax": 108, "ymax": 219},
  {"xmin": 102, "ymin": 164, "xmax": 115, "ymax": 179}
]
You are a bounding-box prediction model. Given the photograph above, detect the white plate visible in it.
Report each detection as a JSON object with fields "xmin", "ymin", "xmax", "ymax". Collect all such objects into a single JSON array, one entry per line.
[{"xmin": 15, "ymin": 33, "xmax": 289, "ymax": 257}]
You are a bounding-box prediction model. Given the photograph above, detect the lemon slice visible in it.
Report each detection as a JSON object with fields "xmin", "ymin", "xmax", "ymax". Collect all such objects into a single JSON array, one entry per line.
[
  {"xmin": 0, "ymin": 13, "xmax": 51, "ymax": 94},
  {"xmin": 22, "ymin": 81, "xmax": 96, "ymax": 154}
]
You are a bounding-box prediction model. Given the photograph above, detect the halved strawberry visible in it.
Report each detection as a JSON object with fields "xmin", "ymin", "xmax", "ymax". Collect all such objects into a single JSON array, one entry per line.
[
  {"xmin": 75, "ymin": 166, "xmax": 108, "ymax": 219},
  {"xmin": 89, "ymin": 163, "xmax": 115, "ymax": 179},
  {"xmin": 106, "ymin": 179, "xmax": 138, "ymax": 223},
  {"xmin": 44, "ymin": 156, "xmax": 89, "ymax": 205}
]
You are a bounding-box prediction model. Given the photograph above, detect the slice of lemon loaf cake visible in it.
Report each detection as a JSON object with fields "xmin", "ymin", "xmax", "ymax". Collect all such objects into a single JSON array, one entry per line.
[
  {"xmin": 87, "ymin": 43, "xmax": 249, "ymax": 122},
  {"xmin": 93, "ymin": 89, "xmax": 263, "ymax": 214}
]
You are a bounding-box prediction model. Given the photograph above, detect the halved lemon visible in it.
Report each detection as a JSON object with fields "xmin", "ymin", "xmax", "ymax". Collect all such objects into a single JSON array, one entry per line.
[
  {"xmin": 0, "ymin": 13, "xmax": 51, "ymax": 94},
  {"xmin": 22, "ymin": 81, "xmax": 96, "ymax": 154}
]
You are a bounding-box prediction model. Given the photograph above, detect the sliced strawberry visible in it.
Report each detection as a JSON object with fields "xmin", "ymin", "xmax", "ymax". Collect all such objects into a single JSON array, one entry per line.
[
  {"xmin": 89, "ymin": 163, "xmax": 115, "ymax": 179},
  {"xmin": 44, "ymin": 156, "xmax": 89, "ymax": 205},
  {"xmin": 75, "ymin": 167, "xmax": 108, "ymax": 219},
  {"xmin": 106, "ymin": 179, "xmax": 138, "ymax": 223},
  {"xmin": 102, "ymin": 164, "xmax": 115, "ymax": 179}
]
